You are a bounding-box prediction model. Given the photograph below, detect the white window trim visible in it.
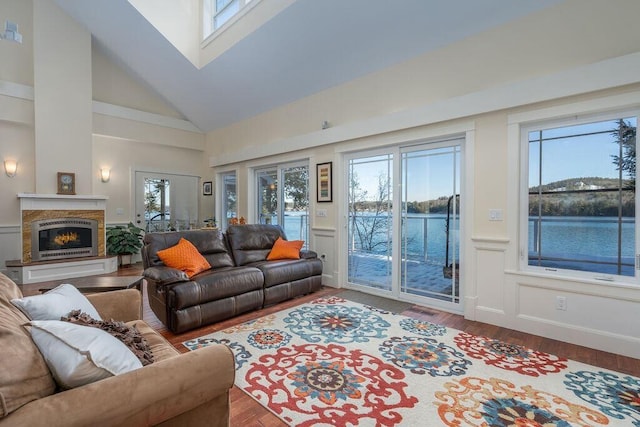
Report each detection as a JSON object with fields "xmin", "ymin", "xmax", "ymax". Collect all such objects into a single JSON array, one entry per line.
[{"xmin": 508, "ymin": 94, "xmax": 640, "ymax": 286}]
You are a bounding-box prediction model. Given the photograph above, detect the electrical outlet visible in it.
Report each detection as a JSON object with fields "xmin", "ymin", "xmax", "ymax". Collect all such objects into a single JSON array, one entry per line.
[
  {"xmin": 555, "ymin": 296, "xmax": 567, "ymax": 311},
  {"xmin": 316, "ymin": 209, "xmax": 327, "ymax": 217}
]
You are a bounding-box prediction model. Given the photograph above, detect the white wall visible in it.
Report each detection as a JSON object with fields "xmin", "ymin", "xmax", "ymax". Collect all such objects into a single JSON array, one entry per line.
[
  {"xmin": 33, "ymin": 0, "xmax": 93, "ymax": 195},
  {"xmin": 128, "ymin": 0, "xmax": 201, "ymax": 67}
]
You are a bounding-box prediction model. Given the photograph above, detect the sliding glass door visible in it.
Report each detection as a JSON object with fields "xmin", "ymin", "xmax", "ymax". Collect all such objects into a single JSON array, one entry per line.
[
  {"xmin": 346, "ymin": 139, "xmax": 462, "ymax": 309},
  {"xmin": 256, "ymin": 162, "xmax": 309, "ymax": 242},
  {"xmin": 347, "ymin": 153, "xmax": 394, "ymax": 291},
  {"xmin": 400, "ymin": 145, "xmax": 460, "ymax": 304}
]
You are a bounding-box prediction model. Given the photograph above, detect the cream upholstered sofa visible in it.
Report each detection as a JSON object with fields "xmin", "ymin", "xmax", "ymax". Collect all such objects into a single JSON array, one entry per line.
[{"xmin": 0, "ymin": 272, "xmax": 234, "ymax": 427}]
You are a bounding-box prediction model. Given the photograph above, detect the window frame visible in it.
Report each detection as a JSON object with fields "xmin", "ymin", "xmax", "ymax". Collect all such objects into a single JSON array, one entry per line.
[
  {"xmin": 203, "ymin": 0, "xmax": 255, "ymax": 38},
  {"xmin": 217, "ymin": 169, "xmax": 237, "ymax": 231},
  {"xmin": 519, "ymin": 109, "xmax": 639, "ymax": 285}
]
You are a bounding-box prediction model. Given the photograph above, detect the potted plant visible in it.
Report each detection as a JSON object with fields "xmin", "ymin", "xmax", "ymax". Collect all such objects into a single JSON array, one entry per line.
[{"xmin": 106, "ymin": 222, "xmax": 144, "ymax": 266}]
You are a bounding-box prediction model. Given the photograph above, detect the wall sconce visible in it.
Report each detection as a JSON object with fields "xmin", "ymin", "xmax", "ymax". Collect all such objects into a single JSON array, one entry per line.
[
  {"xmin": 100, "ymin": 168, "xmax": 110, "ymax": 183},
  {"xmin": 4, "ymin": 159, "xmax": 17, "ymax": 177}
]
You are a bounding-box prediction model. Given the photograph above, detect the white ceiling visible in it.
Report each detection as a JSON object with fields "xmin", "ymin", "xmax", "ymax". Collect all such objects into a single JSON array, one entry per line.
[{"xmin": 53, "ymin": 0, "xmax": 560, "ymax": 133}]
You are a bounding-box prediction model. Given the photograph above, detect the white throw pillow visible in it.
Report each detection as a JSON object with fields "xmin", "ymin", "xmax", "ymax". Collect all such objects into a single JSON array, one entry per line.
[
  {"xmin": 28, "ymin": 320, "xmax": 143, "ymax": 389},
  {"xmin": 11, "ymin": 283, "xmax": 102, "ymax": 320}
]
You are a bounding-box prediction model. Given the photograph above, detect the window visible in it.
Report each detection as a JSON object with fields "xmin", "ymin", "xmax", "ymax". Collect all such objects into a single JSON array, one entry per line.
[
  {"xmin": 523, "ymin": 114, "xmax": 637, "ymax": 280},
  {"xmin": 204, "ymin": 0, "xmax": 253, "ymax": 35},
  {"xmin": 255, "ymin": 162, "xmax": 309, "ymax": 243},
  {"xmin": 144, "ymin": 178, "xmax": 170, "ymax": 232},
  {"xmin": 220, "ymin": 171, "xmax": 237, "ymax": 230}
]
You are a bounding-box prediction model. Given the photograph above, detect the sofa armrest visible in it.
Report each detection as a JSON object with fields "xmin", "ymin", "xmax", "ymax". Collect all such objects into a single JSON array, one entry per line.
[
  {"xmin": 144, "ymin": 265, "xmax": 189, "ymax": 286},
  {"xmin": 86, "ymin": 289, "xmax": 141, "ymax": 322},
  {"xmin": 2, "ymin": 344, "xmax": 235, "ymax": 427},
  {"xmin": 300, "ymin": 249, "xmax": 318, "ymax": 259}
]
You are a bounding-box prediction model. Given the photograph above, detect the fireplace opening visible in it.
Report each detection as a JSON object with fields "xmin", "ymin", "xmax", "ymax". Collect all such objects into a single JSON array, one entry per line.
[{"xmin": 31, "ymin": 218, "xmax": 98, "ymax": 261}]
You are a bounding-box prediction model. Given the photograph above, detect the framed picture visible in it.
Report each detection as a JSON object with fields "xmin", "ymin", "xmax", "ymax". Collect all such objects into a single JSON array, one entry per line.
[
  {"xmin": 57, "ymin": 172, "xmax": 76, "ymax": 195},
  {"xmin": 203, "ymin": 181, "xmax": 212, "ymax": 196},
  {"xmin": 316, "ymin": 162, "xmax": 332, "ymax": 203}
]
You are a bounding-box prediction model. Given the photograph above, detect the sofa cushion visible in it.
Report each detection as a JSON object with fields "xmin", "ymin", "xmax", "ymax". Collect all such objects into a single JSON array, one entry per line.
[
  {"xmin": 169, "ymin": 266, "xmax": 264, "ymax": 310},
  {"xmin": 252, "ymin": 258, "xmax": 323, "ymax": 288},
  {"xmin": 267, "ymin": 237, "xmax": 304, "ymax": 260},
  {"xmin": 0, "ymin": 274, "xmax": 56, "ymax": 418},
  {"xmin": 143, "ymin": 229, "xmax": 234, "ymax": 269},
  {"xmin": 28, "ymin": 320, "xmax": 143, "ymax": 390},
  {"xmin": 11, "ymin": 283, "xmax": 102, "ymax": 320},
  {"xmin": 130, "ymin": 320, "xmax": 179, "ymax": 362},
  {"xmin": 227, "ymin": 224, "xmax": 285, "ymax": 266},
  {"xmin": 157, "ymin": 238, "xmax": 211, "ymax": 278}
]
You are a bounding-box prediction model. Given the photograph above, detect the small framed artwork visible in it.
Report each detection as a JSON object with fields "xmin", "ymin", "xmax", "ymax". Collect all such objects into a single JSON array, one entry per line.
[
  {"xmin": 203, "ymin": 181, "xmax": 213, "ymax": 196},
  {"xmin": 316, "ymin": 162, "xmax": 332, "ymax": 203},
  {"xmin": 57, "ymin": 172, "xmax": 76, "ymax": 195}
]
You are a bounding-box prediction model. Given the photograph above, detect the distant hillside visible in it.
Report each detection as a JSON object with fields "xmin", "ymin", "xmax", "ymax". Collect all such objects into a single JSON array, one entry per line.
[
  {"xmin": 528, "ymin": 177, "xmax": 634, "ymax": 216},
  {"xmin": 529, "ymin": 177, "xmax": 631, "ymax": 192},
  {"xmin": 356, "ymin": 177, "xmax": 634, "ymax": 216}
]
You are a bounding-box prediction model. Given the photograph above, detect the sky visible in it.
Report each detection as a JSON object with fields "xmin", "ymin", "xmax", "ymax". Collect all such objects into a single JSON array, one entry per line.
[
  {"xmin": 529, "ymin": 117, "xmax": 636, "ymax": 186},
  {"xmin": 350, "ymin": 146, "xmax": 460, "ymax": 202}
]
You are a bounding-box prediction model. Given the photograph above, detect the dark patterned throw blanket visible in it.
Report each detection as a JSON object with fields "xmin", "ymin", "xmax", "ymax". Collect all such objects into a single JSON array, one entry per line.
[{"xmin": 62, "ymin": 310, "xmax": 154, "ymax": 366}]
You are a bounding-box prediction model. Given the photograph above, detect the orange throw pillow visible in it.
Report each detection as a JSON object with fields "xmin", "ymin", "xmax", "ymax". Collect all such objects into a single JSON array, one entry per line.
[
  {"xmin": 156, "ymin": 238, "xmax": 211, "ymax": 278},
  {"xmin": 267, "ymin": 237, "xmax": 304, "ymax": 261}
]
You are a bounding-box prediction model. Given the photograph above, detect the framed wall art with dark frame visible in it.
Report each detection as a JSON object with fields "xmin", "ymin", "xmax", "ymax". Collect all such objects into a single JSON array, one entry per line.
[
  {"xmin": 316, "ymin": 162, "xmax": 332, "ymax": 203},
  {"xmin": 203, "ymin": 181, "xmax": 213, "ymax": 196}
]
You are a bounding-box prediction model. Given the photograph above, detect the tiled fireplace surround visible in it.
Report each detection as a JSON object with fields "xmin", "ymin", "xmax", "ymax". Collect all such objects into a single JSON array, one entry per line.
[{"xmin": 6, "ymin": 194, "xmax": 118, "ymax": 284}]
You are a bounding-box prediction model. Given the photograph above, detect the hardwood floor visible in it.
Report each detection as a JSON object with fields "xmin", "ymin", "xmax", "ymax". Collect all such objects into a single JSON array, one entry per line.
[{"xmin": 24, "ymin": 264, "xmax": 640, "ymax": 427}]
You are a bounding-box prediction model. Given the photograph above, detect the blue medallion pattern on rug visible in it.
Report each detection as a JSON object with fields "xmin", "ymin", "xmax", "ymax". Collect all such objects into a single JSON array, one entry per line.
[
  {"xmin": 565, "ymin": 370, "xmax": 640, "ymax": 426},
  {"xmin": 481, "ymin": 397, "xmax": 572, "ymax": 426},
  {"xmin": 399, "ymin": 317, "xmax": 447, "ymax": 337},
  {"xmin": 379, "ymin": 336, "xmax": 471, "ymax": 376},
  {"xmin": 183, "ymin": 337, "xmax": 251, "ymax": 369},
  {"xmin": 183, "ymin": 298, "xmax": 640, "ymax": 427},
  {"xmin": 248, "ymin": 328, "xmax": 291, "ymax": 350},
  {"xmin": 283, "ymin": 303, "xmax": 390, "ymax": 343}
]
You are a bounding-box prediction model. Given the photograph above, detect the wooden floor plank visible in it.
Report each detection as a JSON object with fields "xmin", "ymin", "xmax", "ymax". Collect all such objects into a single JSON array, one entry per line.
[{"xmin": 24, "ymin": 264, "xmax": 640, "ymax": 425}]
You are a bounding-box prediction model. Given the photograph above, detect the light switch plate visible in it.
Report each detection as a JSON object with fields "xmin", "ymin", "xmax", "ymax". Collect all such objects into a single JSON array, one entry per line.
[{"xmin": 489, "ymin": 209, "xmax": 503, "ymax": 221}]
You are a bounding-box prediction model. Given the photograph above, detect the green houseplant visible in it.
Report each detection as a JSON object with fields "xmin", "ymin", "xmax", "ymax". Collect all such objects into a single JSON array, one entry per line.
[{"xmin": 106, "ymin": 222, "xmax": 144, "ymax": 266}]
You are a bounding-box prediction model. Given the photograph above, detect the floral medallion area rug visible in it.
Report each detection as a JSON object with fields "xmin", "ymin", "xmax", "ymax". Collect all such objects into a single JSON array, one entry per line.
[{"xmin": 183, "ymin": 296, "xmax": 640, "ymax": 427}]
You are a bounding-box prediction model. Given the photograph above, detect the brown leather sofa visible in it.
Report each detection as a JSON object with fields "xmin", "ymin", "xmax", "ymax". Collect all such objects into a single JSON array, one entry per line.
[
  {"xmin": 142, "ymin": 224, "xmax": 323, "ymax": 333},
  {"xmin": 0, "ymin": 273, "xmax": 234, "ymax": 427}
]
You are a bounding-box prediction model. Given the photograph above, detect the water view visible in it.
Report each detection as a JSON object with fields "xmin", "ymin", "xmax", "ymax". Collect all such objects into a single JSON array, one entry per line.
[{"xmin": 283, "ymin": 213, "xmax": 635, "ymax": 277}]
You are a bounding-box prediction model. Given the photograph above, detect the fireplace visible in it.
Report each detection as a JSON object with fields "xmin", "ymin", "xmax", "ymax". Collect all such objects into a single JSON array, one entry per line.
[
  {"xmin": 8, "ymin": 194, "xmax": 116, "ymax": 285},
  {"xmin": 31, "ymin": 218, "xmax": 99, "ymax": 261}
]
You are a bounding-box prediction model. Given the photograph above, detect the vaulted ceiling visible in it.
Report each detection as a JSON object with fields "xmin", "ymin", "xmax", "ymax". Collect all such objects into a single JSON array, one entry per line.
[{"xmin": 53, "ymin": 0, "xmax": 560, "ymax": 133}]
